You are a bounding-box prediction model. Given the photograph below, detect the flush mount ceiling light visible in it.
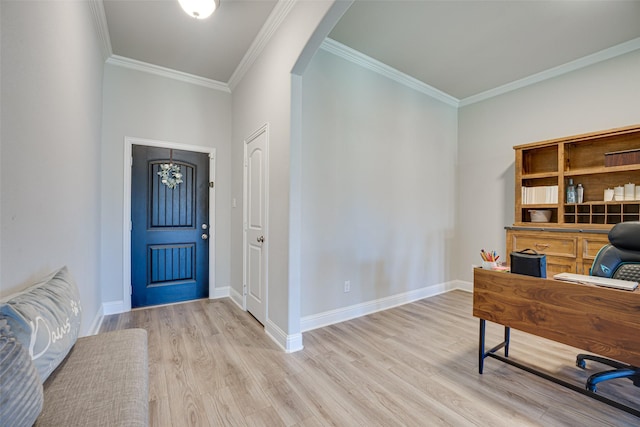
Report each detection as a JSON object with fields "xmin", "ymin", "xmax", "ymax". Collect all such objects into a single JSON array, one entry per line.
[{"xmin": 178, "ymin": 0, "xmax": 219, "ymax": 19}]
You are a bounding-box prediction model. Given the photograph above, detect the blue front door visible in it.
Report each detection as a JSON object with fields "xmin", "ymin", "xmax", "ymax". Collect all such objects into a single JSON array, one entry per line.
[{"xmin": 131, "ymin": 145, "xmax": 210, "ymax": 308}]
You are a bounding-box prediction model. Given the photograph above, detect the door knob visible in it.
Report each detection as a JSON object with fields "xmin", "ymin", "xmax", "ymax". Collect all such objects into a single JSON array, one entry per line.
[
  {"xmin": 202, "ymin": 234, "xmax": 208, "ymax": 240},
  {"xmin": 257, "ymin": 235, "xmax": 265, "ymax": 243},
  {"xmin": 202, "ymin": 224, "xmax": 208, "ymax": 230}
]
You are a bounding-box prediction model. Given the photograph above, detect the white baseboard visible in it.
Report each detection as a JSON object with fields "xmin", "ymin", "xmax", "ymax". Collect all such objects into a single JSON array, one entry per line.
[
  {"xmin": 229, "ymin": 286, "xmax": 244, "ymax": 309},
  {"xmin": 265, "ymin": 319, "xmax": 304, "ymax": 353},
  {"xmin": 86, "ymin": 305, "xmax": 105, "ymax": 336},
  {"xmin": 301, "ymin": 281, "xmax": 469, "ymax": 332},
  {"xmin": 453, "ymin": 279, "xmax": 473, "ymax": 293},
  {"xmin": 210, "ymin": 286, "xmax": 230, "ymax": 299},
  {"xmin": 103, "ymin": 300, "xmax": 125, "ymax": 315},
  {"xmin": 85, "ymin": 299, "xmax": 125, "ymax": 337},
  {"xmin": 225, "ymin": 287, "xmax": 303, "ymax": 353}
]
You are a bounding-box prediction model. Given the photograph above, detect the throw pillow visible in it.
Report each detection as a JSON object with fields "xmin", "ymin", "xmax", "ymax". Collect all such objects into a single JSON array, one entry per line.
[
  {"xmin": 0, "ymin": 320, "xmax": 44, "ymax": 427},
  {"xmin": 0, "ymin": 266, "xmax": 82, "ymax": 382}
]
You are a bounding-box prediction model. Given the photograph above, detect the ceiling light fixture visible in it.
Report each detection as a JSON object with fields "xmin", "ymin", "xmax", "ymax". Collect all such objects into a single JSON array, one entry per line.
[{"xmin": 178, "ymin": 0, "xmax": 219, "ymax": 20}]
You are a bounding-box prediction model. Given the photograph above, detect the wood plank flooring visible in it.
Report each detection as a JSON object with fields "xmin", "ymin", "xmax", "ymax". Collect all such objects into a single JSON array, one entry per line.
[{"xmin": 100, "ymin": 291, "xmax": 640, "ymax": 426}]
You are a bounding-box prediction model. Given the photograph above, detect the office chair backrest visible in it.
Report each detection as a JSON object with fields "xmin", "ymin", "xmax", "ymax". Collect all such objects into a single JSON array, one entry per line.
[{"xmin": 591, "ymin": 221, "xmax": 640, "ymax": 281}]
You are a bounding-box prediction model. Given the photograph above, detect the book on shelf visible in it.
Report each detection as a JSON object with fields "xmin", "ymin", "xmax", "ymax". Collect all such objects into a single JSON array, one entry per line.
[{"xmin": 522, "ymin": 185, "xmax": 558, "ymax": 204}]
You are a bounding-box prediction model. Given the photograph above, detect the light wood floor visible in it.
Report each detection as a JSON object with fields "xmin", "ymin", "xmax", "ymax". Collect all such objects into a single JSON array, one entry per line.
[{"xmin": 101, "ymin": 291, "xmax": 640, "ymax": 426}]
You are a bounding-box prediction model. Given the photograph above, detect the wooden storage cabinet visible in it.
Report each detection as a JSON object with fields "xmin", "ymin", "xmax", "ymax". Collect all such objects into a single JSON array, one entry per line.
[
  {"xmin": 508, "ymin": 125, "xmax": 640, "ymax": 276},
  {"xmin": 506, "ymin": 228, "xmax": 609, "ymax": 276},
  {"xmin": 515, "ymin": 125, "xmax": 640, "ymax": 227}
]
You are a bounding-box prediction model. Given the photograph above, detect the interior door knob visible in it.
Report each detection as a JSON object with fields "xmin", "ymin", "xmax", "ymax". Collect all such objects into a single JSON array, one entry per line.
[
  {"xmin": 202, "ymin": 234, "xmax": 208, "ymax": 240},
  {"xmin": 257, "ymin": 235, "xmax": 265, "ymax": 243}
]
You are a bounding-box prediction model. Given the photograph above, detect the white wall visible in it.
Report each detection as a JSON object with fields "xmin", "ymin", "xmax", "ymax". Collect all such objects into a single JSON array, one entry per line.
[
  {"xmin": 100, "ymin": 64, "xmax": 232, "ymax": 305},
  {"xmin": 300, "ymin": 49, "xmax": 458, "ymax": 317},
  {"xmin": 0, "ymin": 1, "xmax": 104, "ymax": 335},
  {"xmin": 457, "ymin": 49, "xmax": 640, "ymax": 282}
]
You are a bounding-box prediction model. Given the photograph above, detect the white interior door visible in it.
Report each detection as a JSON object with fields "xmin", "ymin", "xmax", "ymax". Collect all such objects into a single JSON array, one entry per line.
[{"xmin": 244, "ymin": 126, "xmax": 268, "ymax": 325}]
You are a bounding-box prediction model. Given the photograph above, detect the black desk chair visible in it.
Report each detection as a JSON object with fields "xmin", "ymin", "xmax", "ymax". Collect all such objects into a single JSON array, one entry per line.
[{"xmin": 577, "ymin": 221, "xmax": 640, "ymax": 392}]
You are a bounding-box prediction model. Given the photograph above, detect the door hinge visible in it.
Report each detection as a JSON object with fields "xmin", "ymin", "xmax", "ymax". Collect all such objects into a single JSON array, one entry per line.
[
  {"xmin": 243, "ymin": 284, "xmax": 247, "ymax": 295},
  {"xmin": 130, "ymin": 156, "xmax": 133, "ymax": 167},
  {"xmin": 209, "ymin": 181, "xmax": 214, "ymax": 188},
  {"xmin": 129, "ymin": 285, "xmax": 132, "ymax": 295}
]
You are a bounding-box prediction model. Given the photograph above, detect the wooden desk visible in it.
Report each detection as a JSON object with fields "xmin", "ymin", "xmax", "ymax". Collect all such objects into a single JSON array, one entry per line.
[{"xmin": 473, "ymin": 267, "xmax": 640, "ymax": 416}]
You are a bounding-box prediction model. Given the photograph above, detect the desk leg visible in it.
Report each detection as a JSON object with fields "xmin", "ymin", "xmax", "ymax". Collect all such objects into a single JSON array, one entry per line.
[
  {"xmin": 479, "ymin": 319, "xmax": 486, "ymax": 374},
  {"xmin": 504, "ymin": 326, "xmax": 511, "ymax": 358},
  {"xmin": 479, "ymin": 319, "xmax": 511, "ymax": 375}
]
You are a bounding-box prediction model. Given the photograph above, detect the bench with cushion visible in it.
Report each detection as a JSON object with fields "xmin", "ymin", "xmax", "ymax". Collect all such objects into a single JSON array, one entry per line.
[{"xmin": 0, "ymin": 266, "xmax": 148, "ymax": 426}]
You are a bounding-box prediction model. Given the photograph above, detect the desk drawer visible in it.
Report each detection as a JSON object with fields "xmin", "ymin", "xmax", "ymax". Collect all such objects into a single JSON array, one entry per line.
[
  {"xmin": 510, "ymin": 233, "xmax": 577, "ymax": 258},
  {"xmin": 582, "ymin": 235, "xmax": 609, "ymax": 260},
  {"xmin": 547, "ymin": 256, "xmax": 577, "ymax": 276}
]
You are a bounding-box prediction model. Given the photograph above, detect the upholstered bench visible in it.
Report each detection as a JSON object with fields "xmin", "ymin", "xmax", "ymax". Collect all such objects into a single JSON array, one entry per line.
[{"xmin": 0, "ymin": 266, "xmax": 149, "ymax": 427}]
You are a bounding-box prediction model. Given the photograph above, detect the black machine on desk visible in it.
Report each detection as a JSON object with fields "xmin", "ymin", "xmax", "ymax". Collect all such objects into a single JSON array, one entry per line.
[{"xmin": 575, "ymin": 221, "xmax": 640, "ymax": 392}]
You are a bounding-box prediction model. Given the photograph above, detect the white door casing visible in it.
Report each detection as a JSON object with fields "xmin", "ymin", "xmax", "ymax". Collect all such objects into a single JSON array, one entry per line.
[
  {"xmin": 243, "ymin": 125, "xmax": 269, "ymax": 325},
  {"xmin": 122, "ymin": 136, "xmax": 216, "ymax": 313}
]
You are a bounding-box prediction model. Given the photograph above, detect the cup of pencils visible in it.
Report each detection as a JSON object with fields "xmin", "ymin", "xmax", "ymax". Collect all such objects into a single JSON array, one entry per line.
[{"xmin": 481, "ymin": 249, "xmax": 499, "ymax": 270}]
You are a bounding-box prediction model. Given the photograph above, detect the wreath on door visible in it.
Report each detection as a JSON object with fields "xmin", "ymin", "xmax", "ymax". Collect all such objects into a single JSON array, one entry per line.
[{"xmin": 157, "ymin": 149, "xmax": 183, "ymax": 189}]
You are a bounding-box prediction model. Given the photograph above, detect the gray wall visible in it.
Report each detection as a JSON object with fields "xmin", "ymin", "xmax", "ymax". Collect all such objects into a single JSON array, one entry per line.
[
  {"xmin": 300, "ymin": 48, "xmax": 458, "ymax": 317},
  {"xmin": 100, "ymin": 64, "xmax": 232, "ymax": 305},
  {"xmin": 457, "ymin": 49, "xmax": 640, "ymax": 282},
  {"xmin": 230, "ymin": 1, "xmax": 340, "ymax": 341},
  {"xmin": 0, "ymin": 0, "xmax": 105, "ymax": 335}
]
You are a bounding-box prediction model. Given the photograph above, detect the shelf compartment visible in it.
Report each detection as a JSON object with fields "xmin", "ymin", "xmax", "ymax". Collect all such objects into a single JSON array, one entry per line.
[
  {"xmin": 562, "ymin": 202, "xmax": 640, "ymax": 225},
  {"xmin": 521, "ymin": 207, "xmax": 558, "ymax": 224},
  {"xmin": 563, "ymin": 171, "xmax": 640, "ymax": 204},
  {"xmin": 522, "ymin": 145, "xmax": 558, "ymax": 175},
  {"xmin": 576, "ymin": 205, "xmax": 591, "ymax": 224},
  {"xmin": 623, "ymin": 204, "xmax": 640, "ymax": 222},
  {"xmin": 565, "ymin": 133, "xmax": 640, "ymax": 172}
]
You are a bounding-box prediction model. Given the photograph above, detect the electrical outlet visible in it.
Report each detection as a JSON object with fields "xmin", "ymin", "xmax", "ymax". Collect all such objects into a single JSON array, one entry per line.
[{"xmin": 344, "ymin": 280, "xmax": 351, "ymax": 293}]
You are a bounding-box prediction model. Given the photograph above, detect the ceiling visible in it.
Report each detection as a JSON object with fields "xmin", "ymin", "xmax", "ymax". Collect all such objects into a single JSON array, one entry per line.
[
  {"xmin": 103, "ymin": 0, "xmax": 640, "ymax": 101},
  {"xmin": 103, "ymin": 0, "xmax": 278, "ymax": 83}
]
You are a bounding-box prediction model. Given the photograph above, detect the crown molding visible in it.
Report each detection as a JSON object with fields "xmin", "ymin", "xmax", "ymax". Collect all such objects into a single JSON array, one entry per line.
[
  {"xmin": 227, "ymin": 0, "xmax": 297, "ymax": 91},
  {"xmin": 322, "ymin": 36, "xmax": 640, "ymax": 109},
  {"xmin": 106, "ymin": 55, "xmax": 231, "ymax": 93},
  {"xmin": 88, "ymin": 0, "xmax": 112, "ymax": 61},
  {"xmin": 459, "ymin": 37, "xmax": 640, "ymax": 107},
  {"xmin": 321, "ymin": 38, "xmax": 460, "ymax": 108}
]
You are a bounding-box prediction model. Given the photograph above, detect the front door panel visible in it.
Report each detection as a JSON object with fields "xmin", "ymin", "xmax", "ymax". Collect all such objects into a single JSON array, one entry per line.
[{"xmin": 131, "ymin": 145, "xmax": 209, "ymax": 308}]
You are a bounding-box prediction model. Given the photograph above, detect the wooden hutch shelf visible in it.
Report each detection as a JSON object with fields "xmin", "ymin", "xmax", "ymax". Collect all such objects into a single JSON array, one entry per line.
[
  {"xmin": 521, "ymin": 172, "xmax": 559, "ymax": 179},
  {"xmin": 508, "ymin": 124, "xmax": 640, "ymax": 276}
]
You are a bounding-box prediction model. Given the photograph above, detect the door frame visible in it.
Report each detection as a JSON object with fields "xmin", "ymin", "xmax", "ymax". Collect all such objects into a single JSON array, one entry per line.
[
  {"xmin": 242, "ymin": 124, "xmax": 269, "ymax": 317},
  {"xmin": 123, "ymin": 136, "xmax": 216, "ymax": 312}
]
